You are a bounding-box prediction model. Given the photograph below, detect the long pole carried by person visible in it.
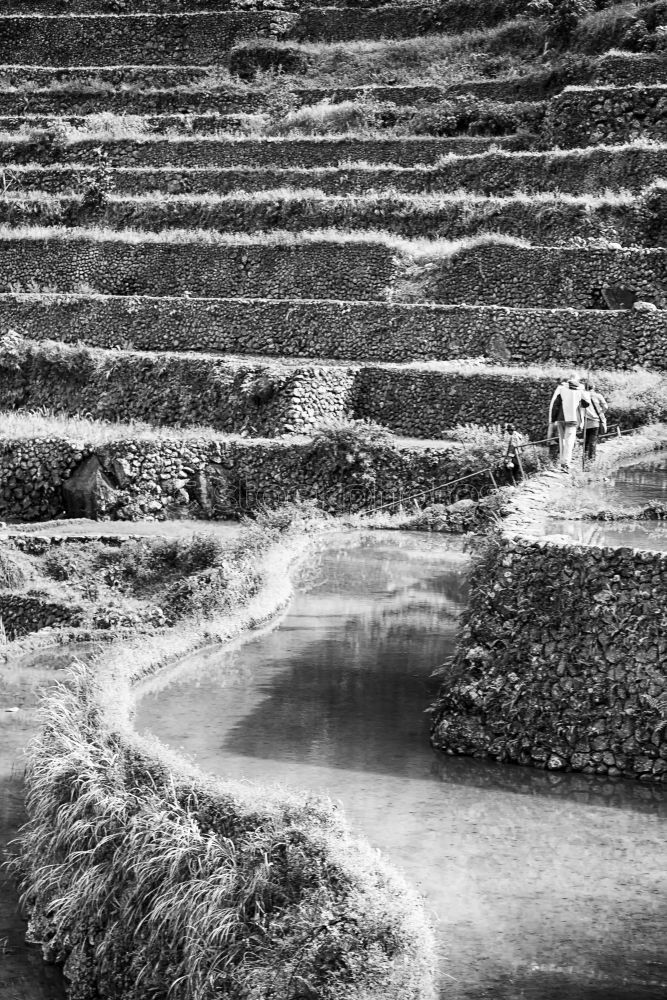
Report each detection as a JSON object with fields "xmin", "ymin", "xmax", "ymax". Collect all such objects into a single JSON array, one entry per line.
[{"xmin": 582, "ymin": 368, "xmax": 590, "ymax": 472}]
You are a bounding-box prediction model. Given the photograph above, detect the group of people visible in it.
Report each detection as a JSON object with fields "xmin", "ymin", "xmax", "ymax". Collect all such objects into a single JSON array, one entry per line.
[{"xmin": 548, "ymin": 374, "xmax": 609, "ymax": 472}]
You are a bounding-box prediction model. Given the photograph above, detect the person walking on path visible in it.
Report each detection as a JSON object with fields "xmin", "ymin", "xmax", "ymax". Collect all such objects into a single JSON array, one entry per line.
[
  {"xmin": 582, "ymin": 378, "xmax": 608, "ymax": 464},
  {"xmin": 548, "ymin": 373, "xmax": 589, "ymax": 472}
]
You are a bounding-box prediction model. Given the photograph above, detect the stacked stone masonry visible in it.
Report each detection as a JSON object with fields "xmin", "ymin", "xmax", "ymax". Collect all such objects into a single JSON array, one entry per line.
[
  {"xmin": 4, "ymin": 339, "xmax": 663, "ymax": 440},
  {"xmin": 0, "ymin": 192, "xmax": 661, "ymax": 247},
  {"xmin": 431, "ymin": 535, "xmax": 667, "ymax": 783},
  {"xmin": 0, "ymin": 5, "xmax": 527, "ymax": 63},
  {"xmin": 1, "ymin": 135, "xmax": 513, "ymax": 168},
  {"xmin": 546, "ymin": 85, "xmax": 667, "ymax": 148},
  {"xmin": 0, "ymin": 237, "xmax": 395, "ymax": 300},
  {"xmin": 3, "ymin": 294, "xmax": 666, "ymax": 368},
  {"xmin": 0, "ymin": 593, "xmax": 83, "ymax": 635},
  {"xmin": 0, "ymin": 0, "xmax": 527, "ymax": 20},
  {"xmin": 8, "ymin": 147, "xmax": 667, "ymax": 198},
  {"xmin": 0, "ymin": 436, "xmax": 496, "ymax": 522},
  {"xmin": 1, "ymin": 237, "xmax": 666, "ymax": 308}
]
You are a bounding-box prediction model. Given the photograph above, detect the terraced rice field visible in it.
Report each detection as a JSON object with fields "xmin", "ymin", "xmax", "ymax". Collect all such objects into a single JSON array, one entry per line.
[{"xmin": 0, "ymin": 0, "xmax": 665, "ymax": 515}]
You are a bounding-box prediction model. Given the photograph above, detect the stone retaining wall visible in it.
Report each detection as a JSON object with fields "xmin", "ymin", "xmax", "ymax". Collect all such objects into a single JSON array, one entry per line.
[
  {"xmin": 417, "ymin": 243, "xmax": 667, "ymax": 309},
  {"xmin": 0, "ymin": 13, "xmax": 281, "ymax": 66},
  {"xmin": 0, "ymin": 592, "xmax": 83, "ymax": 636},
  {"xmin": 0, "ymin": 4, "xmax": 525, "ymax": 64},
  {"xmin": 3, "ymin": 294, "xmax": 667, "ymax": 368},
  {"xmin": 6, "ymin": 341, "xmax": 663, "ymax": 442},
  {"xmin": 594, "ymin": 52, "xmax": 667, "ymax": 87},
  {"xmin": 431, "ymin": 534, "xmax": 667, "ymax": 783},
  {"xmin": 0, "ymin": 236, "xmax": 394, "ymax": 300},
  {"xmin": 4, "ymin": 194, "xmax": 654, "ymax": 248},
  {"xmin": 1, "ymin": 134, "xmax": 510, "ymax": 168},
  {"xmin": 352, "ymin": 368, "xmax": 557, "ymax": 439},
  {"xmin": 0, "ymin": 435, "xmax": 494, "ymax": 522},
  {"xmin": 10, "ymin": 146, "xmax": 666, "ymax": 197},
  {"xmin": 0, "ymin": 0, "xmax": 526, "ymax": 24},
  {"xmin": 0, "ymin": 341, "xmax": 354, "ymax": 437},
  {"xmin": 0, "ymin": 83, "xmax": 446, "ymax": 117},
  {"xmin": 545, "ymin": 85, "xmax": 667, "ymax": 148},
  {"xmin": 3, "ymin": 235, "xmax": 667, "ymax": 307}
]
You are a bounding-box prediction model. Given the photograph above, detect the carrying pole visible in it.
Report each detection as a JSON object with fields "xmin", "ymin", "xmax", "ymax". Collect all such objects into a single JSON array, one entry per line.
[{"xmin": 582, "ymin": 369, "xmax": 590, "ymax": 472}]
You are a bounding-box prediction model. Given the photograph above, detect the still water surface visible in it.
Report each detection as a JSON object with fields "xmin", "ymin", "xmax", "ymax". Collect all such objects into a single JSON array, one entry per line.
[
  {"xmin": 545, "ymin": 452, "xmax": 667, "ymax": 550},
  {"xmin": 135, "ymin": 532, "xmax": 667, "ymax": 1000},
  {"xmin": 607, "ymin": 452, "xmax": 667, "ymax": 507}
]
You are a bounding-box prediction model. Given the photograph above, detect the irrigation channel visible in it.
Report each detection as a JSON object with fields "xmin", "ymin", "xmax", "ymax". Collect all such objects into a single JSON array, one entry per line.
[{"xmin": 136, "ymin": 529, "xmax": 667, "ymax": 1000}]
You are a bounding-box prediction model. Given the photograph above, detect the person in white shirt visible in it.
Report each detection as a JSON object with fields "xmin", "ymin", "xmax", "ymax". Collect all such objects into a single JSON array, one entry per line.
[{"xmin": 548, "ymin": 374, "xmax": 590, "ymax": 472}]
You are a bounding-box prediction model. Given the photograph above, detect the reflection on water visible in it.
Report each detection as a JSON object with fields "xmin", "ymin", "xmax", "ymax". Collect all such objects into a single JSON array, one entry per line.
[
  {"xmin": 544, "ymin": 519, "xmax": 667, "ymax": 551},
  {"xmin": 135, "ymin": 532, "xmax": 667, "ymax": 1000},
  {"xmin": 545, "ymin": 451, "xmax": 667, "ymax": 550},
  {"xmin": 608, "ymin": 452, "xmax": 667, "ymax": 507}
]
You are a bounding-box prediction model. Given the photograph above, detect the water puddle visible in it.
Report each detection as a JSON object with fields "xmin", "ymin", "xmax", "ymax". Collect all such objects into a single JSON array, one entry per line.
[
  {"xmin": 605, "ymin": 452, "xmax": 667, "ymax": 507},
  {"xmin": 135, "ymin": 531, "xmax": 667, "ymax": 1000},
  {"xmin": 543, "ymin": 519, "xmax": 667, "ymax": 551}
]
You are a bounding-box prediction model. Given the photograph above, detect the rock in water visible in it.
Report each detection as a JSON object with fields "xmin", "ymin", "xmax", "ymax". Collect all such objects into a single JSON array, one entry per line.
[{"xmin": 62, "ymin": 456, "xmax": 119, "ymax": 519}]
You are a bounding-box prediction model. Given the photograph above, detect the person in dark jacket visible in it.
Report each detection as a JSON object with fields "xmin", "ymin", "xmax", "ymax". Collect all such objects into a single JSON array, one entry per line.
[{"xmin": 582, "ymin": 378, "xmax": 608, "ymax": 463}]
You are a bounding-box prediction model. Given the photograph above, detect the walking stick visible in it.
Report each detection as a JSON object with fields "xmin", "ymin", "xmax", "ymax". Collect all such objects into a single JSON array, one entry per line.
[{"xmin": 582, "ymin": 369, "xmax": 591, "ymax": 472}]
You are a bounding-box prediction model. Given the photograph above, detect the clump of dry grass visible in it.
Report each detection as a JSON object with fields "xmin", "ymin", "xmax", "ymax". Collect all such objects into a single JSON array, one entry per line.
[
  {"xmin": 0, "ymin": 549, "xmax": 26, "ymax": 589},
  {"xmin": 11, "ymin": 502, "xmax": 437, "ymax": 1000}
]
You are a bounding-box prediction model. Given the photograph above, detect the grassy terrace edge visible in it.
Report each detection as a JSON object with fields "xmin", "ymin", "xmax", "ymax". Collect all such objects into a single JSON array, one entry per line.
[{"xmin": 12, "ymin": 511, "xmax": 437, "ymax": 1000}]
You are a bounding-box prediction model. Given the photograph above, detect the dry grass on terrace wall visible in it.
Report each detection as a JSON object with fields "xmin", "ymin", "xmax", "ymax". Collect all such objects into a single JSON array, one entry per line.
[
  {"xmin": 0, "ymin": 188, "xmax": 652, "ymax": 248},
  {"xmin": 5, "ymin": 143, "xmax": 666, "ymax": 198}
]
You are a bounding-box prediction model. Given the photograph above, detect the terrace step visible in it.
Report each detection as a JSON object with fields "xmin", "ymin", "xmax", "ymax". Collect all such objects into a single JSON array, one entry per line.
[
  {"xmin": 0, "ymin": 82, "xmax": 521, "ymax": 118},
  {"xmin": 0, "ymin": 7, "xmax": 523, "ymax": 65},
  {"xmin": 0, "ymin": 133, "xmax": 519, "ymax": 168},
  {"xmin": 0, "ymin": 190, "xmax": 659, "ymax": 248},
  {"xmin": 1, "ymin": 231, "xmax": 665, "ymax": 308},
  {"xmin": 3, "ymin": 293, "xmax": 666, "ymax": 370},
  {"xmin": 4, "ymin": 338, "xmax": 660, "ymax": 443},
  {"xmin": 0, "ymin": 64, "xmax": 219, "ymax": 89},
  {"xmin": 7, "ymin": 145, "xmax": 666, "ymax": 197},
  {"xmin": 0, "ymin": 49, "xmax": 662, "ymax": 98},
  {"xmin": 0, "ymin": 0, "xmax": 524, "ymax": 14},
  {"xmin": 0, "ymin": 112, "xmax": 265, "ymax": 135},
  {"xmin": 0, "ymin": 230, "xmax": 397, "ymax": 301},
  {"xmin": 545, "ymin": 85, "xmax": 667, "ymax": 148}
]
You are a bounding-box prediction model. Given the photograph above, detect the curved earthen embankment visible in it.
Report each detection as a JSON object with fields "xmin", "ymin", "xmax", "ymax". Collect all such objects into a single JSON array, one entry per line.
[
  {"xmin": 0, "ymin": 518, "xmax": 272, "ymax": 1000},
  {"xmin": 2, "ymin": 520, "xmax": 437, "ymax": 1000},
  {"xmin": 431, "ymin": 428, "xmax": 667, "ymax": 781}
]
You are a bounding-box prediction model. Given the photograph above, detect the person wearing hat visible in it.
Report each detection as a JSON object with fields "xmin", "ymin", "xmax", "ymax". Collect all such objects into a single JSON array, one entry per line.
[
  {"xmin": 548, "ymin": 373, "xmax": 589, "ymax": 471},
  {"xmin": 582, "ymin": 377, "xmax": 608, "ymax": 463}
]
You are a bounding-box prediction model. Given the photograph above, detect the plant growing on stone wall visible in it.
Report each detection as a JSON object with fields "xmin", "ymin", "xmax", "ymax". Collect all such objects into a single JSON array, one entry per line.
[
  {"xmin": 452, "ymin": 423, "xmax": 546, "ymax": 476},
  {"xmin": 80, "ymin": 148, "xmax": 116, "ymax": 212},
  {"xmin": 526, "ymin": 0, "xmax": 596, "ymax": 46},
  {"xmin": 0, "ymin": 550, "xmax": 26, "ymax": 590},
  {"xmin": 270, "ymin": 97, "xmax": 384, "ymax": 137},
  {"xmin": 228, "ymin": 40, "xmax": 311, "ymax": 81},
  {"xmin": 307, "ymin": 418, "xmax": 394, "ymax": 490}
]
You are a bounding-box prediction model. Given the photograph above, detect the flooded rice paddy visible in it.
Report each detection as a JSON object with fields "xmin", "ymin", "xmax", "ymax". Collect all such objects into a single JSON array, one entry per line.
[
  {"xmin": 544, "ymin": 450, "xmax": 667, "ymax": 551},
  {"xmin": 136, "ymin": 531, "xmax": 667, "ymax": 1000}
]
